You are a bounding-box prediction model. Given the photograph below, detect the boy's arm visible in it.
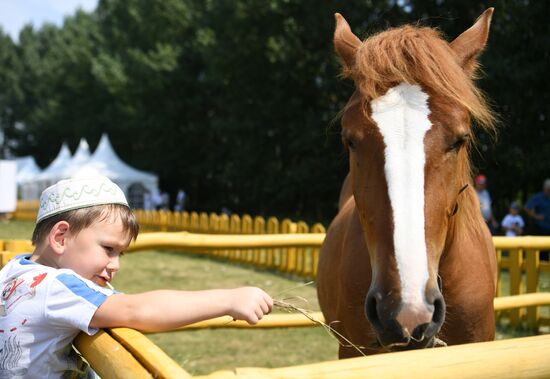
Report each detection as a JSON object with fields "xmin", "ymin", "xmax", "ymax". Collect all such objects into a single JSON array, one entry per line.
[{"xmin": 90, "ymin": 287, "xmax": 273, "ymax": 332}]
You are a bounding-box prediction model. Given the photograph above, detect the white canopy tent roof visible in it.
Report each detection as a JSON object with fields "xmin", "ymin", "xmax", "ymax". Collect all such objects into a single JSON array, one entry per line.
[
  {"xmin": 72, "ymin": 134, "xmax": 158, "ymax": 192},
  {"xmin": 21, "ymin": 143, "xmax": 74, "ymax": 200},
  {"xmin": 35, "ymin": 142, "xmax": 73, "ymax": 185},
  {"xmin": 71, "ymin": 134, "xmax": 158, "ymax": 207},
  {"xmin": 19, "ymin": 135, "xmax": 158, "ymax": 207},
  {"xmin": 15, "ymin": 156, "xmax": 41, "ymax": 184},
  {"xmin": 59, "ymin": 138, "xmax": 92, "ymax": 179},
  {"xmin": 15, "ymin": 156, "xmax": 42, "ymax": 200}
]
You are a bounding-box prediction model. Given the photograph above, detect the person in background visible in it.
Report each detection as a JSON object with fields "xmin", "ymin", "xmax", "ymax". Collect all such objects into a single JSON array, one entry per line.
[
  {"xmin": 524, "ymin": 179, "xmax": 550, "ymax": 236},
  {"xmin": 174, "ymin": 189, "xmax": 187, "ymax": 212},
  {"xmin": 501, "ymin": 202, "xmax": 525, "ymax": 237},
  {"xmin": 524, "ymin": 179, "xmax": 550, "ymax": 261},
  {"xmin": 152, "ymin": 188, "xmax": 163, "ymax": 210},
  {"xmin": 143, "ymin": 192, "xmax": 153, "ymax": 210},
  {"xmin": 474, "ymin": 174, "xmax": 499, "ymax": 234}
]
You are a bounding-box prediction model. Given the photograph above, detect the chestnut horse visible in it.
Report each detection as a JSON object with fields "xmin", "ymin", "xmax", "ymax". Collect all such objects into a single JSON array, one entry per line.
[{"xmin": 317, "ymin": 9, "xmax": 498, "ymax": 358}]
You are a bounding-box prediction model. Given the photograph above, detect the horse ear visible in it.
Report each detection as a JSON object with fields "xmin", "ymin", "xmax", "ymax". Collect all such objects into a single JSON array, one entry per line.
[
  {"xmin": 334, "ymin": 13, "xmax": 361, "ymax": 70},
  {"xmin": 450, "ymin": 8, "xmax": 494, "ymax": 75}
]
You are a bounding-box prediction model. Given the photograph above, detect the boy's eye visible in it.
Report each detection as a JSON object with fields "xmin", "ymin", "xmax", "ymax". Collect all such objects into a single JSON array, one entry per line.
[{"xmin": 102, "ymin": 246, "xmax": 113, "ymax": 252}]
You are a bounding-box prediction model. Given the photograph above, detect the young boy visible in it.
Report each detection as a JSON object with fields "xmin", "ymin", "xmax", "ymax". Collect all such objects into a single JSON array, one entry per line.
[
  {"xmin": 0, "ymin": 176, "xmax": 273, "ymax": 378},
  {"xmin": 501, "ymin": 201, "xmax": 525, "ymax": 237}
]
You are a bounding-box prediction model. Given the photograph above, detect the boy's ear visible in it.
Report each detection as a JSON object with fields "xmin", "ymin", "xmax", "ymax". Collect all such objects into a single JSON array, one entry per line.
[{"xmin": 48, "ymin": 221, "xmax": 70, "ymax": 255}]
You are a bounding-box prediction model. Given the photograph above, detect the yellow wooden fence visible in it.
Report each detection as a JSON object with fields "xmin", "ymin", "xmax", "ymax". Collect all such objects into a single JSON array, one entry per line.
[
  {"xmin": 12, "ymin": 200, "xmax": 40, "ymax": 221},
  {"xmin": 72, "ymin": 330, "xmax": 550, "ymax": 379},
  {"xmin": 1, "ymin": 235, "xmax": 550, "ymax": 378},
  {"xmin": 2, "ymin": 234, "xmax": 550, "ymax": 329}
]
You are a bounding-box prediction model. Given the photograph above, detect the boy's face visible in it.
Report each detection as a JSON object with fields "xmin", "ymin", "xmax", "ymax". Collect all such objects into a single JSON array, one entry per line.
[{"xmin": 60, "ymin": 214, "xmax": 131, "ymax": 287}]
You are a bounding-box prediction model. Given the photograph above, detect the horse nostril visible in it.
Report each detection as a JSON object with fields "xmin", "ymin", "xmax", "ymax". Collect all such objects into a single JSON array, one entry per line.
[
  {"xmin": 365, "ymin": 293, "xmax": 383, "ymax": 331},
  {"xmin": 411, "ymin": 322, "xmax": 429, "ymax": 341},
  {"xmin": 432, "ymin": 297, "xmax": 445, "ymax": 324}
]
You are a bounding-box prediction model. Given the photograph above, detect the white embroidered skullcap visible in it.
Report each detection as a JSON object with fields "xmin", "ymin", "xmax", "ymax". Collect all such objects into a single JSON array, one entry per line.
[{"xmin": 37, "ymin": 176, "xmax": 129, "ymax": 223}]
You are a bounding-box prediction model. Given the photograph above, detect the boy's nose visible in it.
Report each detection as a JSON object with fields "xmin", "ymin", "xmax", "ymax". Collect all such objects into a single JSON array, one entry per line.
[{"xmin": 107, "ymin": 256, "xmax": 120, "ymax": 271}]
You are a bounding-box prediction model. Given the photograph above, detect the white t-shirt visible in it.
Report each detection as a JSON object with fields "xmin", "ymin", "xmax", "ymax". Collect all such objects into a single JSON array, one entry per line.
[
  {"xmin": 501, "ymin": 214, "xmax": 525, "ymax": 237},
  {"xmin": 0, "ymin": 254, "xmax": 115, "ymax": 378}
]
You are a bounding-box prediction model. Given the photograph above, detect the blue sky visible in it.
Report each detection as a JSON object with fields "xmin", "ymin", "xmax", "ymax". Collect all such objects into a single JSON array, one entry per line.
[{"xmin": 0, "ymin": 0, "xmax": 98, "ymax": 41}]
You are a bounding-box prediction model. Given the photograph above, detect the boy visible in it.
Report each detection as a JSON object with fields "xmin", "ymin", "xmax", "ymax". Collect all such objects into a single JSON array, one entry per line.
[
  {"xmin": 0, "ymin": 176, "xmax": 273, "ymax": 378},
  {"xmin": 501, "ymin": 201, "xmax": 525, "ymax": 237}
]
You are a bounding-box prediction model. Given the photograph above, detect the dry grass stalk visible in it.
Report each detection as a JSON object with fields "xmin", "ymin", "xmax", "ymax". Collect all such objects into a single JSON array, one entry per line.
[{"xmin": 273, "ymin": 298, "xmax": 369, "ymax": 357}]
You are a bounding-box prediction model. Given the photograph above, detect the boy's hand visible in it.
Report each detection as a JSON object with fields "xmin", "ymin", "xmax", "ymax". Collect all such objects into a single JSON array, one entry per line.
[{"xmin": 227, "ymin": 287, "xmax": 273, "ymax": 325}]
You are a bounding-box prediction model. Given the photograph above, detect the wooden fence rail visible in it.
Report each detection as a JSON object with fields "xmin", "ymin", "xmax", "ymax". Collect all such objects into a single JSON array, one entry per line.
[
  {"xmin": 72, "ymin": 293, "xmax": 550, "ymax": 378},
  {"xmin": 74, "ymin": 325, "xmax": 550, "ymax": 379},
  {"xmin": 2, "ymin": 234, "xmax": 550, "ymax": 329}
]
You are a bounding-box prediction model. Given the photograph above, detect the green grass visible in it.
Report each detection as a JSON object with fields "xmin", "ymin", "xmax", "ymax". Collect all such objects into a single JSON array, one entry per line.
[
  {"xmin": 1, "ymin": 220, "xmax": 548, "ymax": 375},
  {"xmin": 0, "ymin": 219, "xmax": 35, "ymax": 240},
  {"xmin": 112, "ymin": 250, "xmax": 336, "ymax": 375}
]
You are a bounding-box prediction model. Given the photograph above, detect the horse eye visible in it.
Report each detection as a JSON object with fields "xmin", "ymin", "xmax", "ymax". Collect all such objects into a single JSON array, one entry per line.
[
  {"xmin": 347, "ymin": 139, "xmax": 356, "ymax": 150},
  {"xmin": 448, "ymin": 135, "xmax": 469, "ymax": 152}
]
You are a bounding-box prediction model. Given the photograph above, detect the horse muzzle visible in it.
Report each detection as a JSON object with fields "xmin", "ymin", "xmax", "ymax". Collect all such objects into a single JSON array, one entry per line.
[{"xmin": 365, "ymin": 287, "xmax": 445, "ymax": 351}]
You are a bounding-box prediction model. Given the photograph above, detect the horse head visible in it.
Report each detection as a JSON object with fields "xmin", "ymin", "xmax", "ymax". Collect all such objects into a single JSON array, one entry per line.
[{"xmin": 334, "ymin": 9, "xmax": 495, "ymax": 350}]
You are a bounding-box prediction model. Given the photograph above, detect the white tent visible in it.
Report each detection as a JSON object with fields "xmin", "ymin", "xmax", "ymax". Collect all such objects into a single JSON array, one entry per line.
[
  {"xmin": 18, "ymin": 135, "xmax": 158, "ymax": 207},
  {"xmin": 71, "ymin": 134, "xmax": 158, "ymax": 208},
  {"xmin": 35, "ymin": 142, "xmax": 73, "ymax": 191},
  {"xmin": 32, "ymin": 139, "xmax": 90, "ymax": 197},
  {"xmin": 15, "ymin": 156, "xmax": 42, "ymax": 200},
  {"xmin": 59, "ymin": 138, "xmax": 92, "ymax": 179},
  {"xmin": 15, "ymin": 156, "xmax": 41, "ymax": 183},
  {"xmin": 0, "ymin": 160, "xmax": 17, "ymax": 212}
]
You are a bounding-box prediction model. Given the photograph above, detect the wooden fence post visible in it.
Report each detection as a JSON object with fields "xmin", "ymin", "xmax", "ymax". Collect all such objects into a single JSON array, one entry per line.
[
  {"xmin": 310, "ymin": 223, "xmax": 326, "ymax": 278},
  {"xmin": 281, "ymin": 219, "xmax": 297, "ymax": 273},
  {"xmin": 241, "ymin": 215, "xmax": 253, "ymax": 263},
  {"xmin": 199, "ymin": 212, "xmax": 209, "ymax": 233},
  {"xmin": 525, "ymin": 249, "xmax": 540, "ymax": 329},
  {"xmin": 219, "ymin": 214, "xmax": 230, "ymax": 259},
  {"xmin": 254, "ymin": 217, "xmax": 266, "ymax": 267},
  {"xmin": 230, "ymin": 215, "xmax": 241, "ymax": 261},
  {"xmin": 509, "ymin": 249, "xmax": 523, "ymax": 327},
  {"xmin": 267, "ymin": 217, "xmax": 279, "ymax": 269},
  {"xmin": 181, "ymin": 211, "xmax": 189, "ymax": 231},
  {"xmin": 189, "ymin": 212, "xmax": 200, "ymax": 233},
  {"xmin": 296, "ymin": 221, "xmax": 309, "ymax": 277}
]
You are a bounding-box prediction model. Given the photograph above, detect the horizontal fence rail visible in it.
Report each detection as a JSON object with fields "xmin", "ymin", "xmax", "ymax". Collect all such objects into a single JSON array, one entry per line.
[
  {"xmin": 73, "ymin": 294, "xmax": 550, "ymax": 379},
  {"xmin": 0, "ymin": 232, "xmax": 550, "ymax": 329},
  {"xmin": 2, "ymin": 234, "xmax": 550, "ymax": 329},
  {"xmin": 73, "ymin": 328, "xmax": 550, "ymax": 379},
  {"xmin": 193, "ymin": 334, "xmax": 550, "ymax": 379}
]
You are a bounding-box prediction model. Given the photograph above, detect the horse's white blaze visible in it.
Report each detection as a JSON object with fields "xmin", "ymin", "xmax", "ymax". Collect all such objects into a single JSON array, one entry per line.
[{"xmin": 371, "ymin": 83, "xmax": 432, "ymax": 307}]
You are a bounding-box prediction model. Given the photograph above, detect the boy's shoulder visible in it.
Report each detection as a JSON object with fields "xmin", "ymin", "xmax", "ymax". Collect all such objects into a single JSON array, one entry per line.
[
  {"xmin": 1, "ymin": 254, "xmax": 68, "ymax": 280},
  {"xmin": 1, "ymin": 255, "xmax": 115, "ymax": 318},
  {"xmin": 1, "ymin": 255, "xmax": 105, "ymax": 294}
]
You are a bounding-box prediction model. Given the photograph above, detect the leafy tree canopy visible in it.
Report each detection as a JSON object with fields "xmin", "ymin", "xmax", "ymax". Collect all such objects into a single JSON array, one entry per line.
[{"xmin": 0, "ymin": 0, "xmax": 548, "ymax": 225}]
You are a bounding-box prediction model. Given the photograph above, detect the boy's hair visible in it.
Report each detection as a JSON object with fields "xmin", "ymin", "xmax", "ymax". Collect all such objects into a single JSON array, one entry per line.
[{"xmin": 32, "ymin": 204, "xmax": 139, "ymax": 246}]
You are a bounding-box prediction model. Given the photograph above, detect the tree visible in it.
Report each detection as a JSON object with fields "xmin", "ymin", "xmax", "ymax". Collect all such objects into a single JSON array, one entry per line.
[{"xmin": 0, "ymin": 0, "xmax": 547, "ymax": 224}]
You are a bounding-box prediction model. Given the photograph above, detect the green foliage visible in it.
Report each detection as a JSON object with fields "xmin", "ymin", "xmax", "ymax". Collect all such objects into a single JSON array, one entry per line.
[{"xmin": 0, "ymin": 0, "xmax": 548, "ymax": 223}]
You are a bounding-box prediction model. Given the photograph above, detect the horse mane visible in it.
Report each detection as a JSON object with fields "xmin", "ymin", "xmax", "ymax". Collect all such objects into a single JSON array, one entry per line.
[
  {"xmin": 345, "ymin": 24, "xmax": 497, "ymax": 237},
  {"xmin": 347, "ymin": 25, "xmax": 496, "ymax": 132}
]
